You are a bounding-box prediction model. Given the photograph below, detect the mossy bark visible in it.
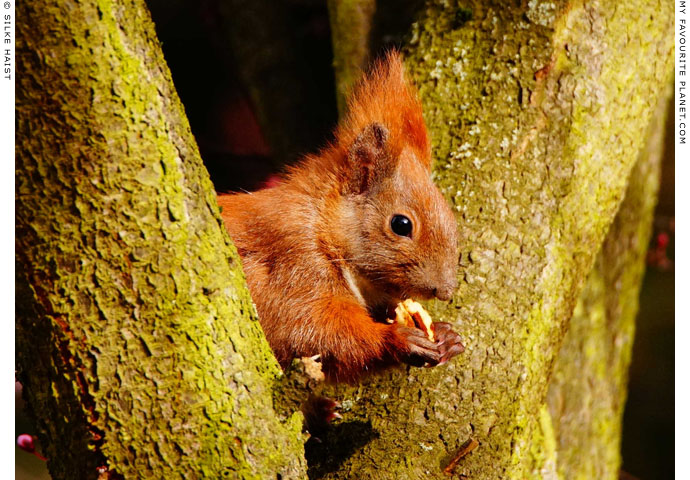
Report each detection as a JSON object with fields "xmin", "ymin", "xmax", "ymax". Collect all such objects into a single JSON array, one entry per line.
[
  {"xmin": 546, "ymin": 87, "xmax": 670, "ymax": 480},
  {"xmin": 15, "ymin": 0, "xmax": 306, "ymax": 478},
  {"xmin": 327, "ymin": 0, "xmax": 377, "ymax": 115},
  {"xmin": 316, "ymin": 1, "xmax": 673, "ymax": 479}
]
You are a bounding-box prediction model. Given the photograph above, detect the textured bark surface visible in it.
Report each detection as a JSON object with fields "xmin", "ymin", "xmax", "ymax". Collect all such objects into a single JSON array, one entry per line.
[
  {"xmin": 314, "ymin": 1, "xmax": 674, "ymax": 479},
  {"xmin": 546, "ymin": 87, "xmax": 669, "ymax": 479},
  {"xmin": 15, "ymin": 0, "xmax": 674, "ymax": 478},
  {"xmin": 15, "ymin": 0, "xmax": 306, "ymax": 478},
  {"xmin": 327, "ymin": 0, "xmax": 377, "ymax": 114}
]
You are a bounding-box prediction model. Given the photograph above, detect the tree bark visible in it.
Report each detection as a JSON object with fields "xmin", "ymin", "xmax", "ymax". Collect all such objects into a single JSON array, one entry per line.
[
  {"xmin": 16, "ymin": 0, "xmax": 674, "ymax": 478},
  {"xmin": 546, "ymin": 87, "xmax": 670, "ymax": 479},
  {"xmin": 15, "ymin": 0, "xmax": 306, "ymax": 478},
  {"xmin": 327, "ymin": 0, "xmax": 377, "ymax": 115},
  {"xmin": 315, "ymin": 1, "xmax": 673, "ymax": 479}
]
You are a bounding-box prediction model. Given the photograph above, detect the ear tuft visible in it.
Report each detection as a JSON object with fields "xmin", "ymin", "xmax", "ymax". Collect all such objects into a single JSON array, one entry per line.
[{"xmin": 336, "ymin": 50, "xmax": 432, "ymax": 171}]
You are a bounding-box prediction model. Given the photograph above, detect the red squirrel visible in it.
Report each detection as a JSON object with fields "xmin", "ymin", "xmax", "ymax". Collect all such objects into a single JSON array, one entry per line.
[{"xmin": 217, "ymin": 52, "xmax": 464, "ymax": 382}]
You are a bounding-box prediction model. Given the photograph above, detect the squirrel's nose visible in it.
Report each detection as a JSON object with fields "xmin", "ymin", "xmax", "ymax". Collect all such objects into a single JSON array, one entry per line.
[{"xmin": 433, "ymin": 284, "xmax": 455, "ymax": 301}]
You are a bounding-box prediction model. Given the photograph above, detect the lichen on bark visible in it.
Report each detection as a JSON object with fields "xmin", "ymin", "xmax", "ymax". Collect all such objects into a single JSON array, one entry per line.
[
  {"xmin": 15, "ymin": 0, "xmax": 674, "ymax": 478},
  {"xmin": 15, "ymin": 0, "xmax": 306, "ymax": 478},
  {"xmin": 546, "ymin": 85, "xmax": 670, "ymax": 480},
  {"xmin": 317, "ymin": 1, "xmax": 674, "ymax": 479}
]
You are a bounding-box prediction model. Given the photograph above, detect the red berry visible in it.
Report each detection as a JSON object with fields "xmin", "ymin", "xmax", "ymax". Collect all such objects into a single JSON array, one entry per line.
[{"xmin": 17, "ymin": 434, "xmax": 35, "ymax": 453}]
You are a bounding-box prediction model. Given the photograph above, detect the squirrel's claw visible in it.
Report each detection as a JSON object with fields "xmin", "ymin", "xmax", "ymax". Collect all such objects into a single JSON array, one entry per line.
[
  {"xmin": 302, "ymin": 395, "xmax": 341, "ymax": 437},
  {"xmin": 400, "ymin": 323, "xmax": 464, "ymax": 368},
  {"xmin": 433, "ymin": 322, "xmax": 465, "ymax": 365}
]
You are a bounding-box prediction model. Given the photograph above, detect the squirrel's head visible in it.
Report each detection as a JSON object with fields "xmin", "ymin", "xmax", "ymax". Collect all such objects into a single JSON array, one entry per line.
[{"xmin": 334, "ymin": 52, "xmax": 459, "ymax": 303}]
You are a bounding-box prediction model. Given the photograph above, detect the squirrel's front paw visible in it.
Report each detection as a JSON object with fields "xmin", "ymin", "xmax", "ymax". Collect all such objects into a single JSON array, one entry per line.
[
  {"xmin": 398, "ymin": 323, "xmax": 464, "ymax": 368},
  {"xmin": 398, "ymin": 326, "xmax": 443, "ymax": 367}
]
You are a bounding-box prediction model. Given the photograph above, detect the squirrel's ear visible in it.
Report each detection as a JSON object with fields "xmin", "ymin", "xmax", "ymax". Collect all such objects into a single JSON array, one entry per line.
[{"xmin": 345, "ymin": 123, "xmax": 395, "ymax": 194}]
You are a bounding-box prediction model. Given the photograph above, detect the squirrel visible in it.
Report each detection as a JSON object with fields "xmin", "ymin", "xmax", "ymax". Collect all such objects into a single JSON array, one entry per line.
[{"xmin": 217, "ymin": 51, "xmax": 464, "ymax": 383}]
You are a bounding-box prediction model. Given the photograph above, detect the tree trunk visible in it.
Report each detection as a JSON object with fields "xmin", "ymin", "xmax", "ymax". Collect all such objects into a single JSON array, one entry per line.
[
  {"xmin": 327, "ymin": 0, "xmax": 377, "ymax": 115},
  {"xmin": 16, "ymin": 0, "xmax": 674, "ymax": 478},
  {"xmin": 15, "ymin": 0, "xmax": 306, "ymax": 478},
  {"xmin": 313, "ymin": 1, "xmax": 673, "ymax": 479},
  {"xmin": 546, "ymin": 88, "xmax": 669, "ymax": 479}
]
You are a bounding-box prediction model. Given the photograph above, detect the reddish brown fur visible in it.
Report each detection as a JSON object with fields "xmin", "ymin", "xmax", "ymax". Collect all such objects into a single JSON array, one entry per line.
[
  {"xmin": 217, "ymin": 52, "xmax": 461, "ymax": 382},
  {"xmin": 336, "ymin": 52, "xmax": 431, "ymax": 168}
]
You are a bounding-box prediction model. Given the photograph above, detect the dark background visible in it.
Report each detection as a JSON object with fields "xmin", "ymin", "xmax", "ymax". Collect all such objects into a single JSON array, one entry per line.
[{"xmin": 16, "ymin": 2, "xmax": 675, "ymax": 478}]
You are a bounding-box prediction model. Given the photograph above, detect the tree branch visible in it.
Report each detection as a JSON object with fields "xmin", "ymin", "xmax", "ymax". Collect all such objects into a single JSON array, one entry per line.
[
  {"xmin": 546, "ymin": 83, "xmax": 671, "ymax": 479},
  {"xmin": 327, "ymin": 0, "xmax": 376, "ymax": 115},
  {"xmin": 15, "ymin": 0, "xmax": 306, "ymax": 477},
  {"xmin": 320, "ymin": 1, "xmax": 673, "ymax": 478}
]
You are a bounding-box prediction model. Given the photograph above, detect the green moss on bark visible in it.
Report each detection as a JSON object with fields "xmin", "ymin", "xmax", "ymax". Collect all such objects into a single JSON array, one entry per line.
[
  {"xmin": 16, "ymin": 0, "xmax": 306, "ymax": 478},
  {"xmin": 546, "ymin": 86, "xmax": 670, "ymax": 480},
  {"xmin": 320, "ymin": 1, "xmax": 673, "ymax": 479}
]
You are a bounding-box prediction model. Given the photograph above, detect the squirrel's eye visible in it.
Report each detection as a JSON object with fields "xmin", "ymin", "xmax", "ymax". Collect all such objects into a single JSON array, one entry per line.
[{"xmin": 390, "ymin": 215, "xmax": 413, "ymax": 237}]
